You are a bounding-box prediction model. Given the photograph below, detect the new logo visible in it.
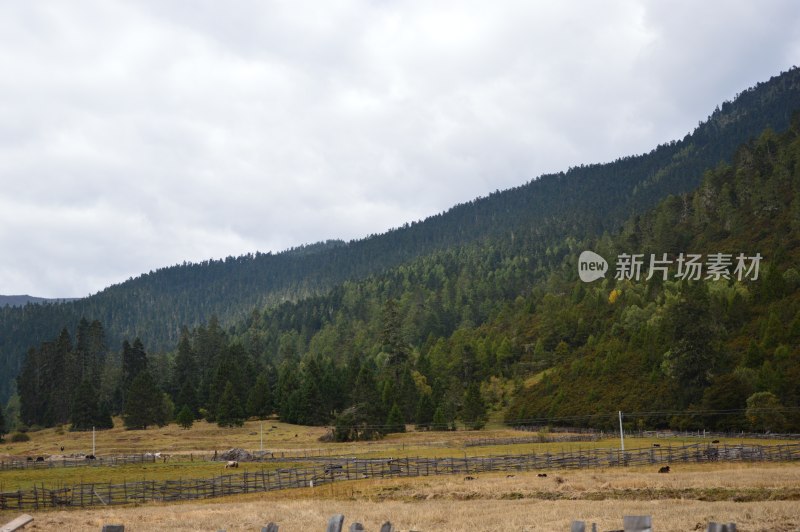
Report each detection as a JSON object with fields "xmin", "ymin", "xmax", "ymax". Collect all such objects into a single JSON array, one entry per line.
[{"xmin": 578, "ymin": 250, "xmax": 608, "ymax": 282}]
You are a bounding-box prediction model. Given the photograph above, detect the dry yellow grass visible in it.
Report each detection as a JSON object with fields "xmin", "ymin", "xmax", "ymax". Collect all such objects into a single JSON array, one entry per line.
[
  {"xmin": 8, "ymin": 463, "xmax": 800, "ymax": 531},
  {"xmin": 2, "ymin": 417, "xmax": 789, "ymax": 461}
]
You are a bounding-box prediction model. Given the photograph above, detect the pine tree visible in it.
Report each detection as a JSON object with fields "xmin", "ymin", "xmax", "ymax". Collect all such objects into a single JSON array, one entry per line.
[
  {"xmin": 415, "ymin": 392, "xmax": 435, "ymax": 430},
  {"xmin": 96, "ymin": 402, "xmax": 114, "ymax": 430},
  {"xmin": 217, "ymin": 381, "xmax": 245, "ymax": 427},
  {"xmin": 386, "ymin": 402, "xmax": 405, "ymax": 433},
  {"xmin": 123, "ymin": 370, "xmax": 163, "ymax": 430},
  {"xmin": 121, "ymin": 338, "xmax": 148, "ymax": 409},
  {"xmin": 431, "ymin": 406, "xmax": 448, "ymax": 431},
  {"xmin": 176, "ymin": 405, "xmax": 194, "ymax": 430},
  {"xmin": 171, "ymin": 329, "xmax": 197, "ymax": 399},
  {"xmin": 246, "ymin": 373, "xmax": 273, "ymax": 419},
  {"xmin": 352, "ymin": 364, "xmax": 385, "ymax": 430},
  {"xmin": 0, "ymin": 404, "xmax": 6, "ymax": 441},
  {"xmin": 461, "ymin": 382, "xmax": 487, "ymax": 430},
  {"xmin": 70, "ymin": 379, "xmax": 101, "ymax": 431},
  {"xmin": 177, "ymin": 381, "xmax": 198, "ymax": 418}
]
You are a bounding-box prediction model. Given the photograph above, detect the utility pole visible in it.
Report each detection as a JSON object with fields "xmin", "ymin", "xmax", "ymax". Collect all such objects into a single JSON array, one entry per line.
[
  {"xmin": 92, "ymin": 426, "xmax": 96, "ymax": 456},
  {"xmin": 618, "ymin": 411, "xmax": 625, "ymax": 452},
  {"xmin": 260, "ymin": 422, "xmax": 263, "ymax": 453}
]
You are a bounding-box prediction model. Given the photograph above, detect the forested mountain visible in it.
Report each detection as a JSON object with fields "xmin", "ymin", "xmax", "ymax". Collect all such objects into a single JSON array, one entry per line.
[
  {"xmin": 3, "ymin": 67, "xmax": 800, "ymax": 405},
  {"xmin": 16, "ymin": 119, "xmax": 800, "ymax": 434},
  {"xmin": 505, "ymin": 124, "xmax": 800, "ymax": 430}
]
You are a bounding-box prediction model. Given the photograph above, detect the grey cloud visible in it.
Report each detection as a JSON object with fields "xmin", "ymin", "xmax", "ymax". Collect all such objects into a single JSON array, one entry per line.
[{"xmin": 1, "ymin": 0, "xmax": 799, "ymax": 297}]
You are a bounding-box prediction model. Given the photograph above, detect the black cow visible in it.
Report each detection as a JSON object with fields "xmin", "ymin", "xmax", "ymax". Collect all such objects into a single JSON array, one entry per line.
[
  {"xmin": 85, "ymin": 454, "xmax": 96, "ymax": 460},
  {"xmin": 658, "ymin": 465, "xmax": 670, "ymax": 473},
  {"xmin": 537, "ymin": 473, "xmax": 547, "ymax": 478},
  {"xmin": 36, "ymin": 456, "xmax": 44, "ymax": 462}
]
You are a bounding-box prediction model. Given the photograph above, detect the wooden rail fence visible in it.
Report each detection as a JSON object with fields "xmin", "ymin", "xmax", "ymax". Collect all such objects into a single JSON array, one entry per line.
[
  {"xmin": 0, "ymin": 454, "xmax": 157, "ymax": 472},
  {"xmin": 1, "ymin": 442, "xmax": 798, "ymax": 511}
]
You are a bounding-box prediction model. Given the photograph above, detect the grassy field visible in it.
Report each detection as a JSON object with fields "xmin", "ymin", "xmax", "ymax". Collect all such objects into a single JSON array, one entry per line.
[
  {"xmin": 5, "ymin": 462, "xmax": 800, "ymax": 531},
  {"xmin": 1, "ymin": 418, "xmax": 795, "ymax": 490},
  {"xmin": 3, "ymin": 417, "xmax": 788, "ymax": 459},
  {"xmin": 2, "ymin": 419, "xmax": 799, "ymax": 530}
]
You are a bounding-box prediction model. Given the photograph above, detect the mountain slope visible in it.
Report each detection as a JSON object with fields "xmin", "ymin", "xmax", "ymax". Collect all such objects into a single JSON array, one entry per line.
[
  {"xmin": 2, "ymin": 67, "xmax": 800, "ymax": 403},
  {"xmin": 0, "ymin": 295, "xmax": 77, "ymax": 307},
  {"xmin": 216, "ymin": 117, "xmax": 800, "ymax": 432},
  {"xmin": 505, "ymin": 123, "xmax": 800, "ymax": 429}
]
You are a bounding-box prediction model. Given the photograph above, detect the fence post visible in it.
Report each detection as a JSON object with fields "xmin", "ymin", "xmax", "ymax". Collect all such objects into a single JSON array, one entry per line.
[
  {"xmin": 326, "ymin": 514, "xmax": 344, "ymax": 532},
  {"xmin": 707, "ymin": 523, "xmax": 736, "ymax": 532},
  {"xmin": 623, "ymin": 515, "xmax": 652, "ymax": 532}
]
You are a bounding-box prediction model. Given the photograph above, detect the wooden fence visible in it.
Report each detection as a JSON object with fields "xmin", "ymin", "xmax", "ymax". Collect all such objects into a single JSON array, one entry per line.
[
  {"xmin": 464, "ymin": 434, "xmax": 601, "ymax": 447},
  {"xmin": 0, "ymin": 454, "xmax": 157, "ymax": 472},
  {"xmin": 1, "ymin": 442, "xmax": 798, "ymax": 511}
]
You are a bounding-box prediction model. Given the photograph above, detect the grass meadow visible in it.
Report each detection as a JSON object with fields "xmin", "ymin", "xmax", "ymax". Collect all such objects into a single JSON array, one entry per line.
[{"xmin": 2, "ymin": 419, "xmax": 799, "ymax": 530}]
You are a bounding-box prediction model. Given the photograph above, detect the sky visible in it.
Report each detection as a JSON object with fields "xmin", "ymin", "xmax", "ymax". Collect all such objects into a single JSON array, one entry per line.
[{"xmin": 1, "ymin": 1, "xmax": 799, "ymax": 298}]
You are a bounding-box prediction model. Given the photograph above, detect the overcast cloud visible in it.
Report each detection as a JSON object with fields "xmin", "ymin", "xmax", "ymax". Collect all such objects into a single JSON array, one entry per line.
[{"xmin": 1, "ymin": 1, "xmax": 798, "ymax": 298}]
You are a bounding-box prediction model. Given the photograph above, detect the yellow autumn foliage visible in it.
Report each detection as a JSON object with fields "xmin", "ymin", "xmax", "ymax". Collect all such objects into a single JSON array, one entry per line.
[{"xmin": 608, "ymin": 288, "xmax": 622, "ymax": 303}]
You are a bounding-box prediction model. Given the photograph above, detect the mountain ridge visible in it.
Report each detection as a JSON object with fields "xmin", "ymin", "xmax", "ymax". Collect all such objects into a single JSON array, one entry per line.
[
  {"xmin": 0, "ymin": 295, "xmax": 79, "ymax": 308},
  {"xmin": 2, "ymin": 67, "xmax": 800, "ymax": 404}
]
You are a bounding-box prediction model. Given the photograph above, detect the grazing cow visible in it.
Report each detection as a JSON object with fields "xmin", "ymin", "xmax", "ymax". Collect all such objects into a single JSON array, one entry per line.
[
  {"xmin": 658, "ymin": 465, "xmax": 670, "ymax": 473},
  {"xmin": 506, "ymin": 474, "xmax": 515, "ymax": 478},
  {"xmin": 653, "ymin": 443, "xmax": 660, "ymax": 447},
  {"xmin": 712, "ymin": 439, "xmax": 720, "ymax": 444},
  {"xmin": 26, "ymin": 457, "xmax": 33, "ymax": 461},
  {"xmin": 464, "ymin": 476, "xmax": 476, "ymax": 481},
  {"xmin": 36, "ymin": 456, "xmax": 44, "ymax": 462},
  {"xmin": 86, "ymin": 454, "xmax": 96, "ymax": 460},
  {"xmin": 225, "ymin": 460, "xmax": 239, "ymax": 469},
  {"xmin": 537, "ymin": 473, "xmax": 547, "ymax": 478}
]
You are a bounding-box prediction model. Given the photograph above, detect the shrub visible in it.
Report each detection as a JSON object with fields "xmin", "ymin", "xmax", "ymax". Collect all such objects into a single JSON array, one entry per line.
[{"xmin": 11, "ymin": 432, "xmax": 30, "ymax": 442}]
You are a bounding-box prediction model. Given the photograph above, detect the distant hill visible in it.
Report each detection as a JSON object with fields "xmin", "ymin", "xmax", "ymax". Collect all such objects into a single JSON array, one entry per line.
[
  {"xmin": 2, "ymin": 67, "xmax": 800, "ymax": 404},
  {"xmin": 0, "ymin": 295, "xmax": 78, "ymax": 307}
]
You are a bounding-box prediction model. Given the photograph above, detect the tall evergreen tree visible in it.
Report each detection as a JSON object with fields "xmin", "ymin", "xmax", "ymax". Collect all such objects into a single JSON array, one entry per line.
[
  {"xmin": 50, "ymin": 329, "xmax": 73, "ymax": 425},
  {"xmin": 70, "ymin": 379, "xmax": 101, "ymax": 431},
  {"xmin": 176, "ymin": 404, "xmax": 194, "ymax": 430},
  {"xmin": 461, "ymin": 382, "xmax": 487, "ymax": 430},
  {"xmin": 386, "ymin": 402, "xmax": 405, "ymax": 433},
  {"xmin": 217, "ymin": 381, "xmax": 245, "ymax": 427},
  {"xmin": 415, "ymin": 392, "xmax": 435, "ymax": 430},
  {"xmin": 246, "ymin": 373, "xmax": 273, "ymax": 419},
  {"xmin": 121, "ymin": 338, "xmax": 148, "ymax": 409},
  {"xmin": 123, "ymin": 370, "xmax": 164, "ymax": 430},
  {"xmin": 171, "ymin": 328, "xmax": 197, "ymax": 399},
  {"xmin": 352, "ymin": 364, "xmax": 385, "ymax": 430},
  {"xmin": 0, "ymin": 404, "xmax": 6, "ymax": 441}
]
